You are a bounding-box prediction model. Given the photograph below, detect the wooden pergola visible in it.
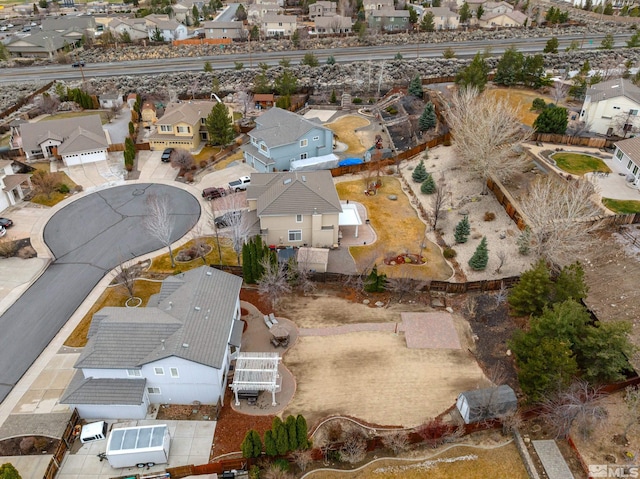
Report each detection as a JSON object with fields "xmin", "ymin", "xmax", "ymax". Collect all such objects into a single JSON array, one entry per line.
[{"xmin": 230, "ymin": 352, "xmax": 281, "ymax": 406}]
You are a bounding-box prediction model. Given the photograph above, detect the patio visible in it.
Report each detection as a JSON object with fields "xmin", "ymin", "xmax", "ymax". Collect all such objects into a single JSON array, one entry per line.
[{"xmin": 338, "ymin": 201, "xmax": 376, "ymax": 246}]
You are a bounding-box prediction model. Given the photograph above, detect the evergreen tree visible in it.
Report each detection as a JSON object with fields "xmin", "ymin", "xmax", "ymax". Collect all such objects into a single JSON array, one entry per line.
[
  {"xmin": 275, "ymin": 423, "xmax": 289, "ymax": 455},
  {"xmin": 408, "ymin": 74, "xmax": 423, "ymax": 97},
  {"xmin": 468, "ymin": 237, "xmax": 488, "ymax": 270},
  {"xmin": 418, "ymin": 102, "xmax": 436, "ymax": 131},
  {"xmin": 241, "ymin": 430, "xmax": 262, "ymax": 458},
  {"xmin": 553, "ymin": 262, "xmax": 588, "ymax": 304},
  {"xmin": 274, "ymin": 68, "xmax": 298, "ymax": 96},
  {"xmin": 364, "ymin": 264, "xmax": 387, "ymax": 292},
  {"xmin": 253, "ymin": 70, "xmax": 271, "ymax": 94},
  {"xmin": 151, "ymin": 27, "xmax": 164, "ymax": 42},
  {"xmin": 459, "ymin": 1, "xmax": 471, "ymax": 23},
  {"xmin": 330, "ymin": 89, "xmax": 337, "ymax": 103},
  {"xmin": 0, "ymin": 464, "xmax": 21, "ymax": 479},
  {"xmin": 421, "ymin": 174, "xmax": 436, "ymax": 194},
  {"xmin": 455, "ymin": 51, "xmax": 489, "ymax": 92},
  {"xmin": 533, "ymin": 106, "xmax": 568, "ymax": 134},
  {"xmin": 301, "ymin": 52, "xmax": 319, "ymax": 67},
  {"xmin": 326, "ymin": 55, "xmax": 336, "ymax": 65},
  {"xmin": 544, "ymin": 36, "xmax": 559, "ymax": 53},
  {"xmin": 206, "ymin": 102, "xmax": 235, "ymax": 146},
  {"xmin": 600, "ymin": 33, "xmax": 615, "ymax": 49},
  {"xmin": 286, "ymin": 415, "xmax": 298, "ymax": 451},
  {"xmin": 412, "ymin": 159, "xmax": 428, "ymax": 182},
  {"xmin": 242, "ymin": 243, "xmax": 253, "ymax": 282},
  {"xmin": 517, "ymin": 226, "xmax": 531, "ymax": 255},
  {"xmin": 494, "ymin": 47, "xmax": 524, "ymax": 86},
  {"xmin": 296, "ymin": 415, "xmax": 309, "ymax": 449},
  {"xmin": 204, "ymin": 61, "xmax": 213, "ymax": 72},
  {"xmin": 476, "ymin": 4, "xmax": 484, "ymax": 19},
  {"xmin": 420, "ymin": 11, "xmax": 435, "ymax": 31},
  {"xmin": 521, "ymin": 54, "xmax": 547, "ymax": 88},
  {"xmin": 454, "ymin": 216, "xmax": 470, "ymax": 244},
  {"xmin": 508, "ymin": 259, "xmax": 553, "ymax": 316},
  {"xmin": 264, "ymin": 430, "xmax": 278, "ymax": 457}
]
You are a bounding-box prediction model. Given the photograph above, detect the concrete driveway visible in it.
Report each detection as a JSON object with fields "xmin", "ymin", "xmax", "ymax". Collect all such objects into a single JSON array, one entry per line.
[
  {"xmin": 102, "ymin": 105, "xmax": 131, "ymax": 145},
  {"xmin": 0, "ymin": 184, "xmax": 200, "ymax": 404}
]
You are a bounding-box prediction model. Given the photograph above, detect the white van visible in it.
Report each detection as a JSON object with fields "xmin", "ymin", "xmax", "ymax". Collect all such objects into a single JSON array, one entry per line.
[{"xmin": 80, "ymin": 421, "xmax": 108, "ymax": 444}]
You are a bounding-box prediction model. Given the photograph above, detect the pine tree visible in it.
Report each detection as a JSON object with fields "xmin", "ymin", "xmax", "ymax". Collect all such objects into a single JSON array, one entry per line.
[
  {"xmin": 276, "ymin": 423, "xmax": 289, "ymax": 455},
  {"xmin": 419, "ymin": 102, "xmax": 437, "ymax": 131},
  {"xmin": 330, "ymin": 89, "xmax": 337, "ymax": 103},
  {"xmin": 408, "ymin": 74, "xmax": 423, "ymax": 97},
  {"xmin": 296, "ymin": 415, "xmax": 309, "ymax": 449},
  {"xmin": 454, "ymin": 216, "xmax": 470, "ymax": 244},
  {"xmin": 241, "ymin": 429, "xmax": 262, "ymax": 458},
  {"xmin": 364, "ymin": 264, "xmax": 387, "ymax": 292},
  {"xmin": 286, "ymin": 415, "xmax": 298, "ymax": 451},
  {"xmin": 412, "ymin": 159, "xmax": 428, "ymax": 183},
  {"xmin": 0, "ymin": 464, "xmax": 21, "ymax": 479},
  {"xmin": 242, "ymin": 243, "xmax": 253, "ymax": 283},
  {"xmin": 421, "ymin": 174, "xmax": 436, "ymax": 194},
  {"xmin": 206, "ymin": 102, "xmax": 235, "ymax": 146},
  {"xmin": 517, "ymin": 226, "xmax": 531, "ymax": 255},
  {"xmin": 468, "ymin": 237, "xmax": 489, "ymax": 270},
  {"xmin": 264, "ymin": 430, "xmax": 278, "ymax": 457}
]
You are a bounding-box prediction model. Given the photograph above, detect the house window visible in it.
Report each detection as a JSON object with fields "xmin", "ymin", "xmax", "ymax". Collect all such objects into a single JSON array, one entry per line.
[
  {"xmin": 177, "ymin": 126, "xmax": 190, "ymax": 133},
  {"xmin": 260, "ymin": 143, "xmax": 268, "ymax": 152},
  {"xmin": 628, "ymin": 160, "xmax": 633, "ymax": 170},
  {"xmin": 300, "ymin": 153, "xmax": 308, "ymax": 160},
  {"xmin": 201, "ymin": 118, "xmax": 206, "ymax": 124},
  {"xmin": 296, "ymin": 214, "xmax": 303, "ymax": 223},
  {"xmin": 288, "ymin": 230, "xmax": 302, "ymax": 241},
  {"xmin": 313, "ymin": 136, "xmax": 319, "ymax": 141},
  {"xmin": 635, "ymin": 165, "xmax": 639, "ymax": 175},
  {"xmin": 613, "ymin": 106, "xmax": 621, "ymax": 110},
  {"xmin": 300, "ymin": 139, "xmax": 308, "ymax": 147},
  {"xmin": 127, "ymin": 369, "xmax": 142, "ymax": 377},
  {"xmin": 160, "ymin": 125, "xmax": 171, "ymax": 132},
  {"xmin": 170, "ymin": 368, "xmax": 179, "ymax": 378},
  {"xmin": 147, "ymin": 387, "xmax": 161, "ymax": 394},
  {"xmin": 154, "ymin": 367, "xmax": 164, "ymax": 375},
  {"xmin": 617, "ymin": 149, "xmax": 624, "ymax": 160},
  {"xmin": 632, "ymin": 110, "xmax": 639, "ymax": 116}
]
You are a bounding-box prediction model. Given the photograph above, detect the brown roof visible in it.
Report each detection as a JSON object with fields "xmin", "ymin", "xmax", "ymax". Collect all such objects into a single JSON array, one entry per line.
[
  {"xmin": 254, "ymin": 94, "xmax": 274, "ymax": 102},
  {"xmin": 158, "ymin": 101, "xmax": 217, "ymax": 127},
  {"xmin": 615, "ymin": 136, "xmax": 640, "ymax": 163},
  {"xmin": 2, "ymin": 174, "xmax": 30, "ymax": 192}
]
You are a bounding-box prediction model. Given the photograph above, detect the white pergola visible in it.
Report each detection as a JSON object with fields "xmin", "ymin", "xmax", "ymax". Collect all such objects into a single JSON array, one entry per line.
[
  {"xmin": 339, "ymin": 202, "xmax": 363, "ymax": 238},
  {"xmin": 230, "ymin": 352, "xmax": 281, "ymax": 406}
]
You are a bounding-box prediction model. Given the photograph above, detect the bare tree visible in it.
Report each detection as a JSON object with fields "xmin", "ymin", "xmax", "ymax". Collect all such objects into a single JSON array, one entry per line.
[
  {"xmin": 209, "ymin": 193, "xmax": 254, "ymax": 265},
  {"xmin": 31, "ymin": 170, "xmax": 59, "ymax": 199},
  {"xmin": 494, "ymin": 250, "xmax": 507, "ymax": 274},
  {"xmin": 612, "ymin": 110, "xmax": 640, "ymax": 138},
  {"xmin": 444, "ymin": 87, "xmax": 531, "ymax": 194},
  {"xmin": 288, "ymin": 253, "xmax": 316, "ymax": 295},
  {"xmin": 566, "ymin": 118, "xmax": 593, "ymax": 137},
  {"xmin": 622, "ymin": 385, "xmax": 640, "ymax": 442},
  {"xmin": 430, "ymin": 175, "xmax": 448, "ymax": 230},
  {"xmin": 517, "ymin": 176, "xmax": 603, "ymax": 267},
  {"xmin": 493, "ymin": 282, "xmax": 508, "ymax": 308},
  {"xmin": 171, "ymin": 149, "xmax": 195, "ymax": 172},
  {"xmin": 338, "ymin": 0, "xmax": 353, "ymax": 17},
  {"xmin": 290, "ymin": 449, "xmax": 313, "ymax": 472},
  {"xmin": 143, "ymin": 193, "xmax": 177, "ymax": 268},
  {"xmin": 387, "ymin": 274, "xmax": 425, "ymax": 302},
  {"xmin": 340, "ymin": 429, "xmax": 367, "ymax": 464},
  {"xmin": 551, "ymin": 81, "xmax": 569, "ymax": 105},
  {"xmin": 381, "ymin": 430, "xmax": 410, "ymax": 454},
  {"xmin": 257, "ymin": 257, "xmax": 291, "ymax": 309},
  {"xmin": 498, "ymin": 409, "xmax": 523, "ymax": 436},
  {"xmin": 113, "ymin": 253, "xmax": 138, "ymax": 299},
  {"xmin": 541, "ymin": 380, "xmax": 607, "ymax": 440}
]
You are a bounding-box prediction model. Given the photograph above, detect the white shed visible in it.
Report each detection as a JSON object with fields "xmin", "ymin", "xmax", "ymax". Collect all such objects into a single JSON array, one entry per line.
[{"xmin": 456, "ymin": 385, "xmax": 517, "ymax": 424}]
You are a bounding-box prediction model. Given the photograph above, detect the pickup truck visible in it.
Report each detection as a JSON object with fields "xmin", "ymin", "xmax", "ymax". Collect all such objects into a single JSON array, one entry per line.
[{"xmin": 228, "ymin": 176, "xmax": 250, "ymax": 192}]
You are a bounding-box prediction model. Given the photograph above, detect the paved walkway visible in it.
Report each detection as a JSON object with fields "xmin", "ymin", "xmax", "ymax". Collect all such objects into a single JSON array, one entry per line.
[{"xmin": 532, "ymin": 440, "xmax": 575, "ymax": 479}]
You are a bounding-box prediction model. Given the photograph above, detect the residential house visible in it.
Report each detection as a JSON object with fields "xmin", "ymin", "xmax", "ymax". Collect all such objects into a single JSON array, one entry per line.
[
  {"xmin": 261, "ymin": 14, "xmax": 297, "ymax": 37},
  {"xmin": 5, "ymin": 31, "xmax": 68, "ymax": 58},
  {"xmin": 477, "ymin": 10, "xmax": 528, "ymax": 27},
  {"xmin": 482, "ymin": 1, "xmax": 514, "ymax": 13},
  {"xmin": 256, "ymin": 0, "xmax": 284, "ymax": 8},
  {"xmin": 145, "ymin": 14, "xmax": 188, "ymax": 41},
  {"xmin": 613, "ymin": 136, "xmax": 640, "ymax": 187},
  {"xmin": 201, "ymin": 20, "xmax": 246, "ymax": 40},
  {"xmin": 248, "ymin": 1, "xmax": 281, "ymax": 22},
  {"xmin": 127, "ymin": 93, "xmax": 138, "ymax": 110},
  {"xmin": 242, "ymin": 107, "xmax": 334, "ymax": 172},
  {"xmin": 41, "ymin": 16, "xmax": 97, "ymax": 33},
  {"xmin": 309, "ymin": 0, "xmax": 337, "ymax": 19},
  {"xmin": 172, "ymin": 3, "xmax": 192, "ymax": 24},
  {"xmin": 18, "ymin": 115, "xmax": 109, "ymax": 166},
  {"xmin": 109, "ymin": 17, "xmax": 149, "ymax": 41},
  {"xmin": 148, "ymin": 101, "xmax": 222, "ymax": 151},
  {"xmin": 99, "ymin": 92, "xmax": 123, "ymax": 110},
  {"xmin": 368, "ymin": 9, "xmax": 410, "ymax": 31},
  {"xmin": 254, "ymin": 94, "xmax": 275, "ymax": 109},
  {"xmin": 422, "ymin": 7, "xmax": 460, "ymax": 30},
  {"xmin": 581, "ymin": 78, "xmax": 640, "ymax": 137},
  {"xmin": 141, "ymin": 102, "xmax": 158, "ymax": 128},
  {"xmin": 0, "ymin": 160, "xmax": 32, "ymax": 213},
  {"xmin": 60, "ymin": 266, "xmax": 244, "ymax": 419},
  {"xmin": 313, "ymin": 15, "xmax": 352, "ymax": 34},
  {"xmin": 246, "ymin": 170, "xmax": 342, "ymax": 248},
  {"xmin": 363, "ymin": 0, "xmax": 395, "ymax": 19}
]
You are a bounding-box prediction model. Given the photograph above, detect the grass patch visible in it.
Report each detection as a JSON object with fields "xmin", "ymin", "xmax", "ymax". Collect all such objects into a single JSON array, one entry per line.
[
  {"xmin": 39, "ymin": 110, "xmax": 110, "ymax": 125},
  {"xmin": 552, "ymin": 152, "xmax": 611, "ymax": 175},
  {"xmin": 325, "ymin": 115, "xmax": 370, "ymax": 155},
  {"xmin": 485, "ymin": 87, "xmax": 555, "ymax": 127},
  {"xmin": 64, "ymin": 279, "xmax": 162, "ymax": 347},
  {"xmin": 29, "ymin": 165, "xmax": 78, "ymax": 207},
  {"xmin": 149, "ymin": 236, "xmax": 238, "ymax": 274},
  {"xmin": 336, "ymin": 178, "xmax": 452, "ymax": 281},
  {"xmin": 194, "ymin": 145, "xmax": 221, "ymax": 163},
  {"xmin": 214, "ymin": 151, "xmax": 244, "ymax": 170},
  {"xmin": 602, "ymin": 198, "xmax": 640, "ymax": 214},
  {"xmin": 306, "ymin": 442, "xmax": 527, "ymax": 479}
]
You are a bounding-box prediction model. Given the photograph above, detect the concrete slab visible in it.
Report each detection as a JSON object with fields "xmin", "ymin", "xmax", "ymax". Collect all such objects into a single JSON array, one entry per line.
[
  {"xmin": 304, "ymin": 109, "xmax": 336, "ymax": 122},
  {"xmin": 137, "ymin": 150, "xmax": 178, "ymax": 181},
  {"xmin": 532, "ymin": 439, "xmax": 575, "ymax": 479},
  {"xmin": 0, "ymin": 455, "xmax": 52, "ymax": 478},
  {"xmin": 0, "ymin": 257, "xmax": 49, "ymax": 311}
]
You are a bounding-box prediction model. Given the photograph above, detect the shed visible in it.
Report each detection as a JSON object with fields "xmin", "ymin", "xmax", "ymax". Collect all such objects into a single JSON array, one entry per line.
[
  {"xmin": 297, "ymin": 247, "xmax": 329, "ymax": 273},
  {"xmin": 456, "ymin": 385, "xmax": 517, "ymax": 424}
]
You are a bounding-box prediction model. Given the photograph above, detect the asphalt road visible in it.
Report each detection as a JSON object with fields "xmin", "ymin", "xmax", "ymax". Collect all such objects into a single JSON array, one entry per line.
[{"xmin": 0, "ymin": 183, "xmax": 200, "ymax": 404}]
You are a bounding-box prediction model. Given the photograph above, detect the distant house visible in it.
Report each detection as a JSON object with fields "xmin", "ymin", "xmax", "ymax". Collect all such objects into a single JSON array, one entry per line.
[
  {"xmin": 141, "ymin": 102, "xmax": 158, "ymax": 128},
  {"xmin": 99, "ymin": 92, "xmax": 123, "ymax": 110},
  {"xmin": 612, "ymin": 136, "xmax": 640, "ymax": 187},
  {"xmin": 261, "ymin": 14, "xmax": 298, "ymax": 37},
  {"xmin": 109, "ymin": 17, "xmax": 149, "ymax": 41},
  {"xmin": 580, "ymin": 78, "xmax": 640, "ymax": 137},
  {"xmin": 242, "ymin": 107, "xmax": 334, "ymax": 172},
  {"xmin": 363, "ymin": 0, "xmax": 395, "ymax": 19},
  {"xmin": 148, "ymin": 101, "xmax": 224, "ymax": 151},
  {"xmin": 0, "ymin": 159, "xmax": 32, "ymax": 213},
  {"xmin": 248, "ymin": 3, "xmax": 282, "ymax": 22},
  {"xmin": 145, "ymin": 14, "xmax": 188, "ymax": 41},
  {"xmin": 309, "ymin": 0, "xmax": 337, "ymax": 19},
  {"xmin": 246, "ymin": 170, "xmax": 342, "ymax": 248},
  {"xmin": 201, "ymin": 20, "xmax": 246, "ymax": 40},
  {"xmin": 368, "ymin": 9, "xmax": 410, "ymax": 31},
  {"xmin": 254, "ymin": 94, "xmax": 275, "ymax": 109},
  {"xmin": 422, "ymin": 7, "xmax": 460, "ymax": 30},
  {"xmin": 313, "ymin": 15, "xmax": 353, "ymax": 34},
  {"xmin": 18, "ymin": 115, "xmax": 109, "ymax": 166},
  {"xmin": 478, "ymin": 10, "xmax": 528, "ymax": 27},
  {"xmin": 5, "ymin": 31, "xmax": 68, "ymax": 58},
  {"xmin": 456, "ymin": 385, "xmax": 517, "ymax": 424},
  {"xmin": 60, "ymin": 266, "xmax": 244, "ymax": 419},
  {"xmin": 41, "ymin": 16, "xmax": 97, "ymax": 33}
]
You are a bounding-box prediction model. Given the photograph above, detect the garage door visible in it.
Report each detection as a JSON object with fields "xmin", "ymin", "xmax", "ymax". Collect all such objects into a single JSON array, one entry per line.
[{"xmin": 64, "ymin": 150, "xmax": 107, "ymax": 166}]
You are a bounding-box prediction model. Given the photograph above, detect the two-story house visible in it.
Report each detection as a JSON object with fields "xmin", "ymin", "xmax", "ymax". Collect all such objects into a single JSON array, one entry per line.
[
  {"xmin": 309, "ymin": 0, "xmax": 338, "ymax": 19},
  {"xmin": 248, "ymin": 2, "xmax": 282, "ymax": 23},
  {"xmin": 261, "ymin": 14, "xmax": 298, "ymax": 37},
  {"xmin": 145, "ymin": 14, "xmax": 188, "ymax": 41},
  {"xmin": 313, "ymin": 15, "xmax": 353, "ymax": 34},
  {"xmin": 60, "ymin": 266, "xmax": 244, "ymax": 419},
  {"xmin": 202, "ymin": 20, "xmax": 246, "ymax": 40},
  {"xmin": 148, "ymin": 101, "xmax": 223, "ymax": 151},
  {"xmin": 422, "ymin": 7, "xmax": 460, "ymax": 29},
  {"xmin": 368, "ymin": 9, "xmax": 410, "ymax": 31},
  {"xmin": 109, "ymin": 17, "xmax": 149, "ymax": 41},
  {"xmin": 246, "ymin": 171, "xmax": 342, "ymax": 248},
  {"xmin": 363, "ymin": 0, "xmax": 395, "ymax": 19},
  {"xmin": 613, "ymin": 136, "xmax": 640, "ymax": 187},
  {"xmin": 581, "ymin": 78, "xmax": 640, "ymax": 137},
  {"xmin": 18, "ymin": 115, "xmax": 109, "ymax": 166},
  {"xmin": 0, "ymin": 160, "xmax": 31, "ymax": 213},
  {"xmin": 242, "ymin": 107, "xmax": 334, "ymax": 172}
]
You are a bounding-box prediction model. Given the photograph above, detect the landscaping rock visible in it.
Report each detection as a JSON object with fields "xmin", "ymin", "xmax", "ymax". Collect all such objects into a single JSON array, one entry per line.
[
  {"xmin": 387, "ymin": 195, "xmax": 398, "ymax": 200},
  {"xmin": 445, "ymin": 306, "xmax": 454, "ymax": 313},
  {"xmin": 375, "ymin": 301, "xmax": 385, "ymax": 307},
  {"xmin": 363, "ymin": 299, "xmax": 370, "ymax": 305}
]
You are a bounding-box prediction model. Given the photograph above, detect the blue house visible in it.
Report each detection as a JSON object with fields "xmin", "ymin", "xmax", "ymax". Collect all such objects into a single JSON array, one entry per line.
[{"xmin": 242, "ymin": 107, "xmax": 334, "ymax": 172}]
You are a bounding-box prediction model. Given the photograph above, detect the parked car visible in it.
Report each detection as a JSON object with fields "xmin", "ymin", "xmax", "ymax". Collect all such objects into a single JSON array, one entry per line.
[
  {"xmin": 71, "ymin": 61, "xmax": 85, "ymax": 68},
  {"xmin": 0, "ymin": 227, "xmax": 5, "ymax": 238},
  {"xmin": 202, "ymin": 187, "xmax": 226, "ymax": 200},
  {"xmin": 214, "ymin": 211, "xmax": 242, "ymax": 228},
  {"xmin": 0, "ymin": 218, "xmax": 13, "ymax": 228},
  {"xmin": 228, "ymin": 176, "xmax": 251, "ymax": 192},
  {"xmin": 161, "ymin": 148, "xmax": 173, "ymax": 162}
]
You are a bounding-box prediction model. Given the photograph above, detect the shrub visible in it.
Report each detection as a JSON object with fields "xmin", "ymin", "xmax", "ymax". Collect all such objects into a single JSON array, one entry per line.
[
  {"xmin": 352, "ymin": 97, "xmax": 363, "ymax": 104},
  {"xmin": 57, "ymin": 183, "xmax": 70, "ymax": 194},
  {"xmin": 483, "ymin": 211, "xmax": 496, "ymax": 221},
  {"xmin": 184, "ymin": 172, "xmax": 194, "ymax": 183},
  {"xmin": 443, "ymin": 137, "xmax": 452, "ymax": 146},
  {"xmin": 273, "ymin": 458, "xmax": 290, "ymax": 472},
  {"xmin": 340, "ymin": 430, "xmax": 367, "ymax": 464},
  {"xmin": 443, "ymin": 247, "xmax": 457, "ymax": 259},
  {"xmin": 416, "ymin": 418, "xmax": 457, "ymax": 448},
  {"xmin": 199, "ymin": 160, "xmax": 208, "ymax": 169},
  {"xmin": 454, "ymin": 216, "xmax": 471, "ymax": 244},
  {"xmin": 385, "ymin": 167, "xmax": 395, "ymax": 175},
  {"xmin": 326, "ymin": 421, "xmax": 343, "ymax": 443},
  {"xmin": 19, "ymin": 437, "xmax": 35, "ymax": 454},
  {"xmin": 468, "ymin": 237, "xmax": 489, "ymax": 271},
  {"xmin": 531, "ymin": 97, "xmax": 547, "ymax": 112},
  {"xmin": 385, "ymin": 106, "xmax": 398, "ymax": 115}
]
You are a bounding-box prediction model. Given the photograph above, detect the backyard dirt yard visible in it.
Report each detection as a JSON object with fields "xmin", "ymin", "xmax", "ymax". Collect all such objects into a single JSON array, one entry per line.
[
  {"xmin": 485, "ymin": 87, "xmax": 556, "ymax": 127},
  {"xmin": 325, "ymin": 114, "xmax": 374, "ymax": 156},
  {"xmin": 278, "ymin": 292, "xmax": 489, "ymax": 427}
]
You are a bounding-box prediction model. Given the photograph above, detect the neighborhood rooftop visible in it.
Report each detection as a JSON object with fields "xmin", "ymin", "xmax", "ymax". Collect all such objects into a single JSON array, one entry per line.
[{"xmin": 249, "ymin": 107, "xmax": 328, "ymax": 149}]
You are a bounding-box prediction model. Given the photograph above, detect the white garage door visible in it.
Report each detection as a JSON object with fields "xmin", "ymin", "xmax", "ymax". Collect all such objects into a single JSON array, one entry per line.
[{"xmin": 63, "ymin": 150, "xmax": 107, "ymax": 166}]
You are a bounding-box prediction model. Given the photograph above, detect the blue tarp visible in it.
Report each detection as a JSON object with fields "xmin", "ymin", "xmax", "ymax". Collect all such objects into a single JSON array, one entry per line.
[{"xmin": 338, "ymin": 158, "xmax": 364, "ymax": 167}]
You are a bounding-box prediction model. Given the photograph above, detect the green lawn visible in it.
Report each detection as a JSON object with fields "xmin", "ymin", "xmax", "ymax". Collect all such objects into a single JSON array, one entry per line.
[
  {"xmin": 602, "ymin": 198, "xmax": 640, "ymax": 214},
  {"xmin": 40, "ymin": 110, "xmax": 110, "ymax": 125},
  {"xmin": 552, "ymin": 152, "xmax": 611, "ymax": 175}
]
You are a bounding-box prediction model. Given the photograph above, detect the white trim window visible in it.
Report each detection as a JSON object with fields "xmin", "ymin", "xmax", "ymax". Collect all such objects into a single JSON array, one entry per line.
[
  {"xmin": 288, "ymin": 230, "xmax": 302, "ymax": 241},
  {"xmin": 154, "ymin": 367, "xmax": 165, "ymax": 375},
  {"xmin": 313, "ymin": 136, "xmax": 319, "ymax": 141},
  {"xmin": 616, "ymin": 149, "xmax": 624, "ymax": 160},
  {"xmin": 300, "ymin": 139, "xmax": 308, "ymax": 148},
  {"xmin": 170, "ymin": 367, "xmax": 179, "ymax": 378},
  {"xmin": 147, "ymin": 387, "xmax": 161, "ymax": 394},
  {"xmin": 160, "ymin": 125, "xmax": 172, "ymax": 132},
  {"xmin": 296, "ymin": 214, "xmax": 303, "ymax": 223},
  {"xmin": 127, "ymin": 369, "xmax": 142, "ymax": 377},
  {"xmin": 300, "ymin": 152, "xmax": 308, "ymax": 160}
]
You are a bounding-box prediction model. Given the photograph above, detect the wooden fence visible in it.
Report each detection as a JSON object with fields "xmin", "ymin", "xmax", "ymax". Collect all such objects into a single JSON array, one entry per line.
[
  {"xmin": 529, "ymin": 132, "xmax": 610, "ymax": 148},
  {"xmin": 486, "ymin": 177, "xmax": 528, "ymax": 231},
  {"xmin": 43, "ymin": 409, "xmax": 80, "ymax": 479},
  {"xmin": 172, "ymin": 38, "xmax": 232, "ymax": 47},
  {"xmin": 0, "ymin": 81, "xmax": 54, "ymax": 123}
]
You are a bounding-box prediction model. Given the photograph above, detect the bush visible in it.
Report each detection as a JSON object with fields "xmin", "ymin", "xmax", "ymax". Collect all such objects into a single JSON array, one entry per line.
[
  {"xmin": 385, "ymin": 106, "xmax": 398, "ymax": 115},
  {"xmin": 352, "ymin": 97, "xmax": 363, "ymax": 104},
  {"xmin": 443, "ymin": 138, "xmax": 452, "ymax": 146},
  {"xmin": 483, "ymin": 211, "xmax": 496, "ymax": 221},
  {"xmin": 443, "ymin": 247, "xmax": 457, "ymax": 259},
  {"xmin": 531, "ymin": 98, "xmax": 547, "ymax": 112},
  {"xmin": 57, "ymin": 183, "xmax": 70, "ymax": 194},
  {"xmin": 199, "ymin": 160, "xmax": 208, "ymax": 169},
  {"xmin": 184, "ymin": 172, "xmax": 194, "ymax": 182},
  {"xmin": 273, "ymin": 458, "xmax": 290, "ymax": 472}
]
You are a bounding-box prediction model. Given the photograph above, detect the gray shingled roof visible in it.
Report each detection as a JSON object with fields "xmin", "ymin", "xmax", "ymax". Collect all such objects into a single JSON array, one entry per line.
[
  {"xmin": 586, "ymin": 78, "xmax": 640, "ymax": 104},
  {"xmin": 60, "ymin": 371, "xmax": 146, "ymax": 405},
  {"xmin": 41, "ymin": 16, "xmax": 96, "ymax": 32},
  {"xmin": 158, "ymin": 101, "xmax": 216, "ymax": 128},
  {"xmin": 76, "ymin": 266, "xmax": 243, "ymax": 371},
  {"xmin": 247, "ymin": 171, "xmax": 342, "ymax": 216},
  {"xmin": 249, "ymin": 107, "xmax": 330, "ymax": 149},
  {"xmin": 19, "ymin": 115, "xmax": 107, "ymax": 156},
  {"xmin": 615, "ymin": 135, "xmax": 640, "ymax": 163},
  {"xmin": 458, "ymin": 385, "xmax": 517, "ymax": 422}
]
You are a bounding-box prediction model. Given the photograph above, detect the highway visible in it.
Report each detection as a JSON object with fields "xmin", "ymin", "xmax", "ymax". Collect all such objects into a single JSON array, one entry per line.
[{"xmin": 0, "ymin": 32, "xmax": 634, "ymax": 84}]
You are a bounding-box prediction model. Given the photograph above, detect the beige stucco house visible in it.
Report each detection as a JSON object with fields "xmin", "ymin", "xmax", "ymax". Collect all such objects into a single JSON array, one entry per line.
[{"xmin": 246, "ymin": 171, "xmax": 342, "ymax": 248}]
